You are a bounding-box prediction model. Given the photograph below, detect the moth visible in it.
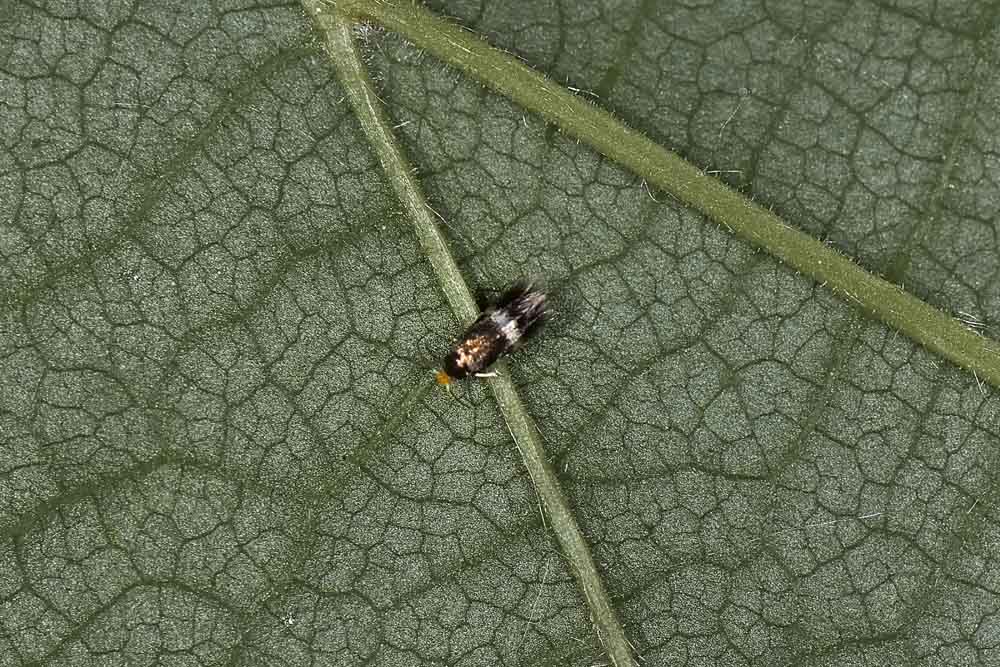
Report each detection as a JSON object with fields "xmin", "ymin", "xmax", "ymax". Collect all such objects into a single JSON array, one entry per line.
[{"xmin": 436, "ymin": 281, "xmax": 548, "ymax": 387}]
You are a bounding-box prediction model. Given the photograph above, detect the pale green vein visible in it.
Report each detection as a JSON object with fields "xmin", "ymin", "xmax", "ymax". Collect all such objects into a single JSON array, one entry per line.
[
  {"xmin": 302, "ymin": 3, "xmax": 637, "ymax": 666},
  {"xmin": 338, "ymin": 0, "xmax": 1000, "ymax": 391}
]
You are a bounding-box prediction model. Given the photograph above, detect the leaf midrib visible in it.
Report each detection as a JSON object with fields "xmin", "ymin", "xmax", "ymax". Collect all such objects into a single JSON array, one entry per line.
[
  {"xmin": 335, "ymin": 0, "xmax": 1000, "ymax": 391},
  {"xmin": 305, "ymin": 3, "xmax": 638, "ymax": 666}
]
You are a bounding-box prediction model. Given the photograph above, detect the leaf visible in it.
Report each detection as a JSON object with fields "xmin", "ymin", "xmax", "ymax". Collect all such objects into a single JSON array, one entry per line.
[{"xmin": 1, "ymin": 1, "xmax": 998, "ymax": 667}]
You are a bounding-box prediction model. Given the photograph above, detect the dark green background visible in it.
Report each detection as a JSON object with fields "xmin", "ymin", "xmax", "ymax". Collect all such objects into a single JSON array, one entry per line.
[{"xmin": 2, "ymin": 0, "xmax": 998, "ymax": 665}]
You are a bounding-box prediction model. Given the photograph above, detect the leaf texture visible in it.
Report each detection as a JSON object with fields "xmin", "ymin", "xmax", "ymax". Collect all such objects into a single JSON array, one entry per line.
[{"xmin": 1, "ymin": 1, "xmax": 999, "ymax": 666}]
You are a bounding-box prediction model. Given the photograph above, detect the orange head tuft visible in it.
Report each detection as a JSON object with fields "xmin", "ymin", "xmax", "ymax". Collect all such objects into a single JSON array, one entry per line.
[{"xmin": 435, "ymin": 369, "xmax": 453, "ymax": 387}]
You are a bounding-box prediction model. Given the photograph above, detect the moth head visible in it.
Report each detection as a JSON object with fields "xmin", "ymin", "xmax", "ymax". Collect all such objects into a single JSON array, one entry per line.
[{"xmin": 435, "ymin": 369, "xmax": 454, "ymax": 387}]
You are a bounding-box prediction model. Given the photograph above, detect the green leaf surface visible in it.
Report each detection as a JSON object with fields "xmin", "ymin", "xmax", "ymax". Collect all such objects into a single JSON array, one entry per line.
[{"xmin": 2, "ymin": 1, "xmax": 999, "ymax": 666}]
